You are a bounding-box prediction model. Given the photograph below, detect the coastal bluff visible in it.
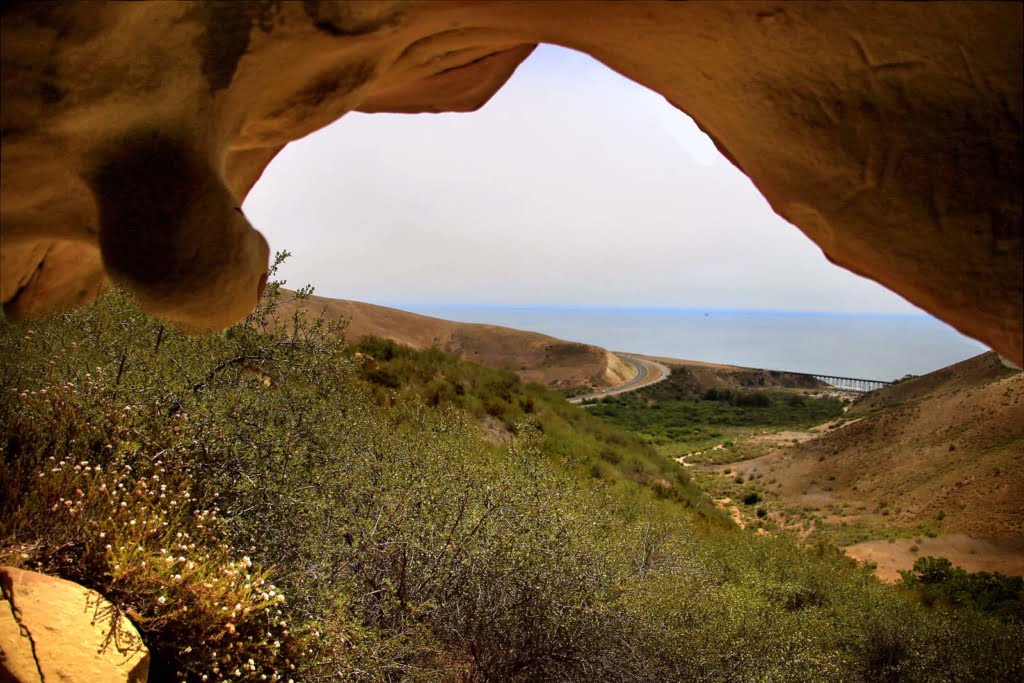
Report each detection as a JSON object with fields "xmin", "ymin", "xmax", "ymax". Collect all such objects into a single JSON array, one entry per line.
[{"xmin": 274, "ymin": 291, "xmax": 635, "ymax": 392}]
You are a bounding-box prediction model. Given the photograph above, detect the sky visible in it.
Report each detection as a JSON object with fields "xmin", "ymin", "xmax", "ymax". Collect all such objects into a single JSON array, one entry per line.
[{"xmin": 243, "ymin": 44, "xmax": 926, "ymax": 315}]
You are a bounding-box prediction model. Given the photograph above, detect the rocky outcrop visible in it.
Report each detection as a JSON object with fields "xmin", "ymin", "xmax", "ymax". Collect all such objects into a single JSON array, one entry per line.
[
  {"xmin": 1, "ymin": 2, "xmax": 1020, "ymax": 364},
  {"xmin": 0, "ymin": 566, "xmax": 149, "ymax": 682}
]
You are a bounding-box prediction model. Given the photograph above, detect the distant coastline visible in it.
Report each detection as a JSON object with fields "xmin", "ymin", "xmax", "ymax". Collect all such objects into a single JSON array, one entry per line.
[
  {"xmin": 384, "ymin": 303, "xmax": 938, "ymax": 319},
  {"xmin": 383, "ymin": 304, "xmax": 988, "ymax": 381}
]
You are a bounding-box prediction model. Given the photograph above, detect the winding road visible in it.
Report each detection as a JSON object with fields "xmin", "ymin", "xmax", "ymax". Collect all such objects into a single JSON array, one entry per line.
[{"xmin": 569, "ymin": 353, "xmax": 671, "ymax": 404}]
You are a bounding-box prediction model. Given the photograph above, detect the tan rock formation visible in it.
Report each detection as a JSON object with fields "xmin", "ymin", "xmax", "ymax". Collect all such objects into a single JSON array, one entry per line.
[
  {"xmin": 1, "ymin": 2, "xmax": 1020, "ymax": 363},
  {"xmin": 0, "ymin": 566, "xmax": 149, "ymax": 682}
]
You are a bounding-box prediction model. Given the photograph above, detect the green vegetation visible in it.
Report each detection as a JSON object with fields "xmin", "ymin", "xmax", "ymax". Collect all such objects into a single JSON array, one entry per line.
[
  {"xmin": 349, "ymin": 336, "xmax": 710, "ymax": 510},
  {"xmin": 1, "ymin": 261, "xmax": 1020, "ymax": 681},
  {"xmin": 586, "ymin": 366, "xmax": 843, "ymax": 457},
  {"xmin": 900, "ymin": 557, "xmax": 1023, "ymax": 623}
]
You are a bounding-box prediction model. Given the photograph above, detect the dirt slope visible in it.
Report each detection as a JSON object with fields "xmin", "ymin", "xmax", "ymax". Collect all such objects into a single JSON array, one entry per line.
[
  {"xmin": 848, "ymin": 353, "xmax": 1019, "ymax": 417},
  {"xmin": 732, "ymin": 352, "xmax": 1023, "ymax": 573},
  {"xmin": 274, "ymin": 292, "xmax": 634, "ymax": 391}
]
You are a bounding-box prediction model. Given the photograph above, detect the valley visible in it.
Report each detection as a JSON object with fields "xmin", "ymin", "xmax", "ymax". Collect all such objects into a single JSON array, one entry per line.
[
  {"xmin": 273, "ymin": 290, "xmax": 1024, "ymax": 581},
  {"xmin": 586, "ymin": 352, "xmax": 1024, "ymax": 580},
  {"xmin": 2, "ymin": 284, "xmax": 1021, "ymax": 680},
  {"xmin": 2, "ymin": 4, "xmax": 1021, "ymax": 677}
]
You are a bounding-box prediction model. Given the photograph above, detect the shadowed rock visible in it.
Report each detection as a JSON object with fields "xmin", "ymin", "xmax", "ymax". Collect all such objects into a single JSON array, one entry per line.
[
  {"xmin": 0, "ymin": 2, "xmax": 1020, "ymax": 363},
  {"xmin": 85, "ymin": 132, "xmax": 269, "ymax": 329}
]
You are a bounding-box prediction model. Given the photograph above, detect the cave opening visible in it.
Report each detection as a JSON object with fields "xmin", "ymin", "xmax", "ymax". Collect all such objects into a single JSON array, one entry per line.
[{"xmin": 242, "ymin": 45, "xmax": 986, "ymax": 380}]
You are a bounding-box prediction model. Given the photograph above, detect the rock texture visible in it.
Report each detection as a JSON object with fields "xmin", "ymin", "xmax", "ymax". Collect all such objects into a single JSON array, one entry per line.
[
  {"xmin": 1, "ymin": 2, "xmax": 1020, "ymax": 363},
  {"xmin": 0, "ymin": 566, "xmax": 149, "ymax": 682}
]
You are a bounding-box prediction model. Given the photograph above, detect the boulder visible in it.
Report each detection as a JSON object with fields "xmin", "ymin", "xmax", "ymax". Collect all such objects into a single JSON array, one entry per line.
[
  {"xmin": 0, "ymin": 2, "xmax": 1020, "ymax": 363},
  {"xmin": 0, "ymin": 566, "xmax": 149, "ymax": 683}
]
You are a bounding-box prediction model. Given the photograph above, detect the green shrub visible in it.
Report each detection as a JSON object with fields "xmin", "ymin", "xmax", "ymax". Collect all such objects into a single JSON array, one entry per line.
[
  {"xmin": 900, "ymin": 557, "xmax": 1024, "ymax": 623},
  {"xmin": 2, "ymin": 257, "xmax": 1020, "ymax": 681},
  {"xmin": 742, "ymin": 492, "xmax": 762, "ymax": 506}
]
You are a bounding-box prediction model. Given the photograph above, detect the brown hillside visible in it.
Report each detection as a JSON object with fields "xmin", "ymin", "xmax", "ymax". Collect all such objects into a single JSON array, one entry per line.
[
  {"xmin": 848, "ymin": 352, "xmax": 1019, "ymax": 417},
  {"xmin": 274, "ymin": 291, "xmax": 634, "ymax": 391},
  {"xmin": 732, "ymin": 352, "xmax": 1024, "ymax": 574},
  {"xmin": 633, "ymin": 354, "xmax": 827, "ymax": 393}
]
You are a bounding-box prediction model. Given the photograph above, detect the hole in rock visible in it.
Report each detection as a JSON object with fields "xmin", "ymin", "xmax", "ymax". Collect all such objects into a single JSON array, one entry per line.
[{"xmin": 244, "ymin": 45, "xmax": 986, "ymax": 380}]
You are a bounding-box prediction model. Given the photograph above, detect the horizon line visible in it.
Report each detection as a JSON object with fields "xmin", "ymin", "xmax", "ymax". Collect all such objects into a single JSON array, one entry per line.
[{"xmin": 328, "ymin": 298, "xmax": 934, "ymax": 319}]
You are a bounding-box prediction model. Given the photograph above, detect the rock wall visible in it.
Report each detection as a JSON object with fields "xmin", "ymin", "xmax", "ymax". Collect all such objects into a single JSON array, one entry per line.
[{"xmin": 1, "ymin": 2, "xmax": 1020, "ymax": 363}]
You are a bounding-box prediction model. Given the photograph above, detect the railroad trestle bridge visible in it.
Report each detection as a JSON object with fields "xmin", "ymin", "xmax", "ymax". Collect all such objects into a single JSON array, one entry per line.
[{"xmin": 793, "ymin": 373, "xmax": 892, "ymax": 392}]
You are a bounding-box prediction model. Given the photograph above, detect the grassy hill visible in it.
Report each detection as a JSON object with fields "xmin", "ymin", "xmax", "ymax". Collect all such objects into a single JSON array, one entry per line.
[
  {"xmin": 348, "ymin": 335, "xmax": 715, "ymax": 512},
  {"xmin": 274, "ymin": 290, "xmax": 634, "ymax": 392},
  {"xmin": 1, "ymin": 282, "xmax": 1020, "ymax": 681}
]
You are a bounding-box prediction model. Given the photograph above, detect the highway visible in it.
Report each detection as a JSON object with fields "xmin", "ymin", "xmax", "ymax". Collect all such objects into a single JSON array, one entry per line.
[{"xmin": 568, "ymin": 353, "xmax": 670, "ymax": 404}]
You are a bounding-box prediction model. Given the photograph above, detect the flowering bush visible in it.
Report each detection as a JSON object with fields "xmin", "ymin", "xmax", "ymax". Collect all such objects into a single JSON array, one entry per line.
[{"xmin": 2, "ymin": 370, "xmax": 294, "ymax": 679}]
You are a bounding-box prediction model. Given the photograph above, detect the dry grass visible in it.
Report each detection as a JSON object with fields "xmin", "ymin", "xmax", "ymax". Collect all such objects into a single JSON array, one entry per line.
[
  {"xmin": 274, "ymin": 291, "xmax": 633, "ymax": 391},
  {"xmin": 697, "ymin": 353, "xmax": 1024, "ymax": 576}
]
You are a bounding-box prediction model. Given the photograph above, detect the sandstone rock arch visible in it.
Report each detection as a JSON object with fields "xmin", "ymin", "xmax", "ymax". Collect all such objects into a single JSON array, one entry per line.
[{"xmin": 2, "ymin": 2, "xmax": 1021, "ymax": 363}]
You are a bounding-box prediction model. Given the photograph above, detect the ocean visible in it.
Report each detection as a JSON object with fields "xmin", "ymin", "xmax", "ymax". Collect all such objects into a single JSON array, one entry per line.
[{"xmin": 388, "ymin": 305, "xmax": 990, "ymax": 382}]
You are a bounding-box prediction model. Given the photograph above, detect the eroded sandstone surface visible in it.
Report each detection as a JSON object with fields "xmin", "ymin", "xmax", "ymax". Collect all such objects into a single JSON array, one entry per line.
[
  {"xmin": 1, "ymin": 2, "xmax": 1020, "ymax": 362},
  {"xmin": 1, "ymin": 566, "xmax": 149, "ymax": 682}
]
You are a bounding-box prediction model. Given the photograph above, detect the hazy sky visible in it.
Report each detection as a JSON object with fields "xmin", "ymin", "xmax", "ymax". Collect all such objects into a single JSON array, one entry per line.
[{"xmin": 244, "ymin": 45, "xmax": 924, "ymax": 315}]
